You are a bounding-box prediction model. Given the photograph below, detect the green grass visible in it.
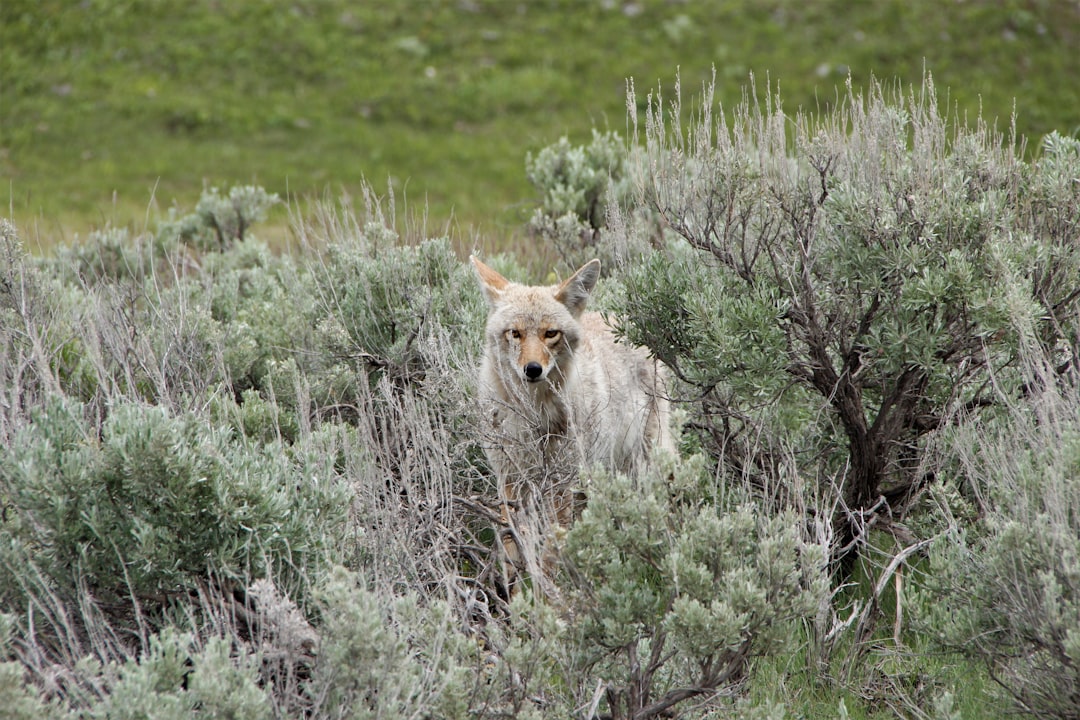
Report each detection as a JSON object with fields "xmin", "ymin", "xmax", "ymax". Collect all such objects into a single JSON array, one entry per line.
[
  {"xmin": 746, "ymin": 642, "xmax": 995, "ymax": 720},
  {"xmin": 3, "ymin": 0, "xmax": 1078, "ymax": 248}
]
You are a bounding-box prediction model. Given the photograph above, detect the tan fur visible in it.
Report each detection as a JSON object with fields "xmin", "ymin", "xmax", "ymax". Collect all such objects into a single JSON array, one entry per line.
[{"xmin": 470, "ymin": 256, "xmax": 674, "ymax": 593}]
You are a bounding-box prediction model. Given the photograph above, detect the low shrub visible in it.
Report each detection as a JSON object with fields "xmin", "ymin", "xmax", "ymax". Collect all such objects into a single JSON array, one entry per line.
[
  {"xmin": 157, "ymin": 185, "xmax": 279, "ymax": 253},
  {"xmin": 307, "ymin": 566, "xmax": 478, "ymax": 720},
  {"xmin": 0, "ymin": 398, "xmax": 349, "ymax": 614},
  {"xmin": 526, "ymin": 129, "xmax": 652, "ymax": 270},
  {"xmin": 562, "ymin": 453, "xmax": 827, "ymax": 719},
  {"xmin": 93, "ymin": 630, "xmax": 271, "ymax": 720}
]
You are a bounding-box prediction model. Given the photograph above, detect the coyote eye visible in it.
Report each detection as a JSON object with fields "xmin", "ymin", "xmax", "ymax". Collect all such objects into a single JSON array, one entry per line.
[
  {"xmin": 508, "ymin": 329, "xmax": 521, "ymax": 339},
  {"xmin": 544, "ymin": 329, "xmax": 561, "ymax": 339}
]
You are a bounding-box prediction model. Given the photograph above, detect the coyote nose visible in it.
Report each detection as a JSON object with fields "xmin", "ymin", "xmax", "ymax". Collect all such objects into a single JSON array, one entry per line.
[{"xmin": 524, "ymin": 362, "xmax": 543, "ymax": 381}]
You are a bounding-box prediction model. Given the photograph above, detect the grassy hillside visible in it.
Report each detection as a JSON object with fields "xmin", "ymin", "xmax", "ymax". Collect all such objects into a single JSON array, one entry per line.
[{"xmin": 2, "ymin": 0, "xmax": 1079, "ymax": 247}]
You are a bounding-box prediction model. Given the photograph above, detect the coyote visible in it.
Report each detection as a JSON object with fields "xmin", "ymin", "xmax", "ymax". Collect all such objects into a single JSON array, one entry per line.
[{"xmin": 470, "ymin": 256, "xmax": 673, "ymax": 591}]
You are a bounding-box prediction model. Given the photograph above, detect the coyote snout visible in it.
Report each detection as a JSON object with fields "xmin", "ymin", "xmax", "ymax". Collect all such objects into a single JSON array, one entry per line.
[
  {"xmin": 470, "ymin": 255, "xmax": 674, "ymax": 594},
  {"xmin": 504, "ymin": 323, "xmax": 564, "ymax": 383}
]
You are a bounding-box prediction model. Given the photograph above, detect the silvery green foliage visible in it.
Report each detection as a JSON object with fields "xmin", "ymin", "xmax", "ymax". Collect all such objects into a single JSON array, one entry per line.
[
  {"xmin": 614, "ymin": 74, "xmax": 1080, "ymax": 577},
  {"xmin": 526, "ymin": 130, "xmax": 644, "ymax": 269},
  {"xmin": 563, "ymin": 453, "xmax": 827, "ymax": 719},
  {"xmin": 0, "ymin": 614, "xmax": 60, "ymax": 720},
  {"xmin": 921, "ymin": 342, "xmax": 1080, "ymax": 719},
  {"xmin": 310, "ymin": 235, "xmax": 482, "ymax": 386},
  {"xmin": 0, "ymin": 663, "xmax": 58, "ymax": 720},
  {"xmin": 200, "ymin": 236, "xmax": 314, "ymax": 396},
  {"xmin": 0, "ymin": 221, "xmax": 39, "ymax": 439},
  {"xmin": 455, "ymin": 589, "xmax": 576, "ymax": 719},
  {"xmin": 301, "ymin": 217, "xmax": 487, "ymax": 517},
  {"xmin": 308, "ymin": 567, "xmax": 477, "ymax": 720},
  {"xmin": 0, "ymin": 190, "xmax": 495, "ymax": 716},
  {"xmin": 159, "ymin": 185, "xmax": 279, "ymax": 251},
  {"xmin": 20, "ymin": 231, "xmax": 303, "ymax": 412},
  {"xmin": 0, "ymin": 242, "xmax": 478, "ymax": 713},
  {"xmin": 526, "ymin": 129, "xmax": 627, "ymax": 231},
  {"xmin": 0, "ymin": 398, "xmax": 349, "ymax": 608},
  {"xmin": 92, "ymin": 631, "xmax": 270, "ymax": 720},
  {"xmin": 47, "ymin": 226, "xmax": 182, "ymax": 286}
]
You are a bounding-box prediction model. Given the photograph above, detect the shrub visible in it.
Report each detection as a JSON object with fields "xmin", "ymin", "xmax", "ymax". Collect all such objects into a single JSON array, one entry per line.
[
  {"xmin": 48, "ymin": 226, "xmax": 182, "ymax": 287},
  {"xmin": 611, "ymin": 73, "xmax": 1080, "ymax": 581},
  {"xmin": 158, "ymin": 185, "xmax": 279, "ymax": 252},
  {"xmin": 10, "ymin": 229, "xmax": 227, "ymax": 412},
  {"xmin": 0, "ymin": 613, "xmax": 58, "ymax": 720},
  {"xmin": 562, "ymin": 453, "xmax": 827, "ymax": 719},
  {"xmin": 0, "ymin": 397, "xmax": 349, "ymax": 616},
  {"xmin": 307, "ymin": 567, "xmax": 478, "ymax": 720},
  {"xmin": 478, "ymin": 590, "xmax": 574, "ymax": 719},
  {"xmin": 93, "ymin": 630, "xmax": 271, "ymax": 720},
  {"xmin": 0, "ymin": 219, "xmax": 39, "ymax": 440},
  {"xmin": 0, "ymin": 190, "xmax": 503, "ymax": 715},
  {"xmin": 201, "ymin": 237, "xmax": 313, "ymax": 395},
  {"xmin": 527, "ymin": 129, "xmax": 627, "ymax": 232},
  {"xmin": 307, "ymin": 233, "xmax": 482, "ymax": 388},
  {"xmin": 296, "ymin": 203, "xmax": 492, "ymax": 588},
  {"xmin": 922, "ymin": 340, "xmax": 1080, "ymax": 718},
  {"xmin": 526, "ymin": 129, "xmax": 649, "ymax": 269}
]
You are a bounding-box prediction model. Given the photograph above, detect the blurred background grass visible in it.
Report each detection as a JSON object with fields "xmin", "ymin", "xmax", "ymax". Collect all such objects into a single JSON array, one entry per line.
[{"xmin": 2, "ymin": 0, "xmax": 1078, "ymax": 250}]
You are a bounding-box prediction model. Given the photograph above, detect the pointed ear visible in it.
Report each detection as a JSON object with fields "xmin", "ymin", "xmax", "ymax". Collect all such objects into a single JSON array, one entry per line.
[
  {"xmin": 554, "ymin": 259, "xmax": 601, "ymax": 316},
  {"xmin": 470, "ymin": 255, "xmax": 510, "ymax": 306}
]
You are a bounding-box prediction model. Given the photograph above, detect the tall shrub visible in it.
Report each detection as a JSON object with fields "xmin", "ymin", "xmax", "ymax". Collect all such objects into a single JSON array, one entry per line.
[{"xmin": 611, "ymin": 73, "xmax": 1080, "ymax": 577}]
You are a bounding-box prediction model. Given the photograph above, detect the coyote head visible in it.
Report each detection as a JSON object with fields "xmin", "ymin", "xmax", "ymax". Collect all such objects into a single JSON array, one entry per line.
[{"xmin": 471, "ymin": 256, "xmax": 600, "ymax": 387}]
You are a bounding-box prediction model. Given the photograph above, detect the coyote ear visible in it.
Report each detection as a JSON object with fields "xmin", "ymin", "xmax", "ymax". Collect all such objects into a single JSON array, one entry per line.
[
  {"xmin": 470, "ymin": 255, "xmax": 510, "ymax": 306},
  {"xmin": 554, "ymin": 259, "xmax": 601, "ymax": 316}
]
